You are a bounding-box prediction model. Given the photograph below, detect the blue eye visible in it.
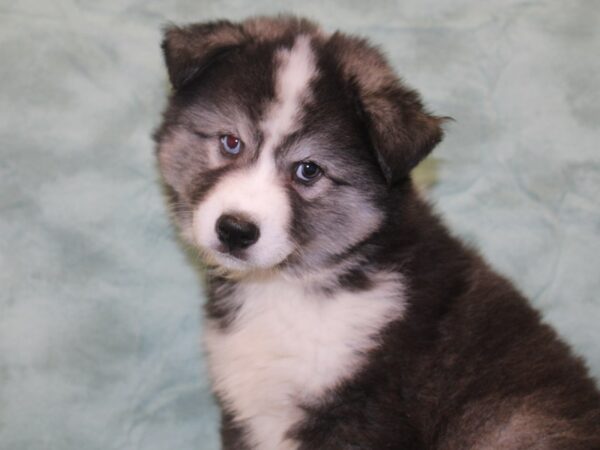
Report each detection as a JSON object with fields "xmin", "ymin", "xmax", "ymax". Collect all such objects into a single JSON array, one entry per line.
[
  {"xmin": 219, "ymin": 135, "xmax": 242, "ymax": 155},
  {"xmin": 294, "ymin": 161, "xmax": 322, "ymax": 183}
]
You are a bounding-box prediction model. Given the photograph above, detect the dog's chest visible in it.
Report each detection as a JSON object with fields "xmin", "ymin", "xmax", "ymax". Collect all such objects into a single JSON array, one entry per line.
[{"xmin": 203, "ymin": 275, "xmax": 404, "ymax": 450}]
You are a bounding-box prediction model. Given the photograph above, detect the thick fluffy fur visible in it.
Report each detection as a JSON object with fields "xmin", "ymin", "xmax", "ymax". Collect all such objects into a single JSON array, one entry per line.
[{"xmin": 155, "ymin": 16, "xmax": 600, "ymax": 450}]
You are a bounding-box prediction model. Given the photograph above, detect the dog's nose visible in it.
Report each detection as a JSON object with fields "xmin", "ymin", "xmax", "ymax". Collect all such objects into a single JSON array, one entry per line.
[{"xmin": 216, "ymin": 214, "xmax": 260, "ymax": 251}]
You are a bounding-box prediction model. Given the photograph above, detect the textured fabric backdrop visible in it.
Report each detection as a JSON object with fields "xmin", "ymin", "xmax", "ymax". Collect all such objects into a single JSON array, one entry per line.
[{"xmin": 1, "ymin": 1, "xmax": 599, "ymax": 449}]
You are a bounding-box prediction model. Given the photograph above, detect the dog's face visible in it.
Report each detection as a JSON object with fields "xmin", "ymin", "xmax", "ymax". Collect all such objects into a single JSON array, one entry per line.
[{"xmin": 155, "ymin": 17, "xmax": 444, "ymax": 277}]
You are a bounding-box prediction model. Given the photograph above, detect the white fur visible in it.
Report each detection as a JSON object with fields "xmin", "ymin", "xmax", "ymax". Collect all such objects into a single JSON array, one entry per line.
[
  {"xmin": 204, "ymin": 272, "xmax": 405, "ymax": 450},
  {"xmin": 260, "ymin": 35, "xmax": 315, "ymax": 153},
  {"xmin": 192, "ymin": 35, "xmax": 317, "ymax": 272},
  {"xmin": 193, "ymin": 158, "xmax": 293, "ymax": 270}
]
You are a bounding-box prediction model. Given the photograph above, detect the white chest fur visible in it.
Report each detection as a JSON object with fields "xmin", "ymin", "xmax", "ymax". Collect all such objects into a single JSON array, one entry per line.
[{"xmin": 203, "ymin": 273, "xmax": 405, "ymax": 450}]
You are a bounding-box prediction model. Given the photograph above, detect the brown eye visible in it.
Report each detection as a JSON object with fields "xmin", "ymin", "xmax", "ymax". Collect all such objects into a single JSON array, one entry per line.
[
  {"xmin": 220, "ymin": 135, "xmax": 242, "ymax": 155},
  {"xmin": 294, "ymin": 161, "xmax": 322, "ymax": 183}
]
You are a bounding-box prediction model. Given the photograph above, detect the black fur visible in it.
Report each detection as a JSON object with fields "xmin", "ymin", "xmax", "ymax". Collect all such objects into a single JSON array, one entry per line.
[
  {"xmin": 204, "ymin": 275, "xmax": 241, "ymax": 330},
  {"xmin": 290, "ymin": 185, "xmax": 600, "ymax": 448}
]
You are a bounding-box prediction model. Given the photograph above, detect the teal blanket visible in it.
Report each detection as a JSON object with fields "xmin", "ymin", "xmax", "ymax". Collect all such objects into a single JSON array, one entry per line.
[{"xmin": 1, "ymin": 1, "xmax": 598, "ymax": 449}]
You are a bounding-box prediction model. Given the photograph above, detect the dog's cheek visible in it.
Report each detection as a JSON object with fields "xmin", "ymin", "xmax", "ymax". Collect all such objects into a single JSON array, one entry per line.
[
  {"xmin": 286, "ymin": 182, "xmax": 383, "ymax": 269},
  {"xmin": 287, "ymin": 186, "xmax": 318, "ymax": 248},
  {"xmin": 328, "ymin": 192, "xmax": 382, "ymax": 250},
  {"xmin": 157, "ymin": 133, "xmax": 221, "ymax": 242},
  {"xmin": 158, "ymin": 132, "xmax": 209, "ymax": 191},
  {"xmin": 161, "ymin": 183, "xmax": 192, "ymax": 226}
]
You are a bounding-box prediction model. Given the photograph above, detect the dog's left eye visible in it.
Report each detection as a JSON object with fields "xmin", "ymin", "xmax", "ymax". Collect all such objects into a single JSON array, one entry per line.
[
  {"xmin": 294, "ymin": 161, "xmax": 322, "ymax": 184},
  {"xmin": 219, "ymin": 134, "xmax": 242, "ymax": 156}
]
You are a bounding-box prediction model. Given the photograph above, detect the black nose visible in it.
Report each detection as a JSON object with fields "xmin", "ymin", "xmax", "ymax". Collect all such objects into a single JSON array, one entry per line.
[{"xmin": 216, "ymin": 214, "xmax": 260, "ymax": 252}]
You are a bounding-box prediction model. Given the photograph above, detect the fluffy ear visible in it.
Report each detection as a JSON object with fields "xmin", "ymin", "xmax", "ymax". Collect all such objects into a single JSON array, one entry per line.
[
  {"xmin": 161, "ymin": 21, "xmax": 247, "ymax": 89},
  {"xmin": 331, "ymin": 33, "xmax": 445, "ymax": 185}
]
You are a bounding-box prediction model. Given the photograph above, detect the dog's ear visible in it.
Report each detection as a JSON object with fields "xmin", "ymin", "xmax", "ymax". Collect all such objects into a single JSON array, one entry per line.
[
  {"xmin": 331, "ymin": 33, "xmax": 445, "ymax": 185},
  {"xmin": 161, "ymin": 21, "xmax": 247, "ymax": 90}
]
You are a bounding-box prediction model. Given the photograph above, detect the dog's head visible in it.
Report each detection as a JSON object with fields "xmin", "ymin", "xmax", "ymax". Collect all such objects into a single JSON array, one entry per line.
[{"xmin": 155, "ymin": 16, "xmax": 444, "ymax": 277}]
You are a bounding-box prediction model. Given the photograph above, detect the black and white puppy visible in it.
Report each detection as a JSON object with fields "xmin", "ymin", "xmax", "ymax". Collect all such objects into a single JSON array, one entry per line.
[{"xmin": 155, "ymin": 16, "xmax": 600, "ymax": 450}]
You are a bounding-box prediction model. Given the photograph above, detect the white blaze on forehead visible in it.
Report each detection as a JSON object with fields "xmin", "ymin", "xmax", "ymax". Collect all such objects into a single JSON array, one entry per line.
[
  {"xmin": 261, "ymin": 34, "xmax": 317, "ymax": 155},
  {"xmin": 192, "ymin": 36, "xmax": 318, "ymax": 271}
]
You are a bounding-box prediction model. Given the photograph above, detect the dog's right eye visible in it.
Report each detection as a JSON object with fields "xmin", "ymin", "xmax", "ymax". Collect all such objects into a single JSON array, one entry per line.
[{"xmin": 219, "ymin": 135, "xmax": 242, "ymax": 156}]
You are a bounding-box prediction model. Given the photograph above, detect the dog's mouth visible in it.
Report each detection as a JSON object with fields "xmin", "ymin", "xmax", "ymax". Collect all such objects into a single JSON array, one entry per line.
[
  {"xmin": 215, "ymin": 243, "xmax": 249, "ymax": 261},
  {"xmin": 200, "ymin": 242, "xmax": 295, "ymax": 278},
  {"xmin": 206, "ymin": 246, "xmax": 250, "ymax": 269},
  {"xmin": 199, "ymin": 250, "xmax": 252, "ymax": 279}
]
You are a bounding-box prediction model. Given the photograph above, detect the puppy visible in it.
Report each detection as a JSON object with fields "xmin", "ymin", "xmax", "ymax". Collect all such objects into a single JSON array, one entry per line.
[{"xmin": 154, "ymin": 16, "xmax": 600, "ymax": 450}]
